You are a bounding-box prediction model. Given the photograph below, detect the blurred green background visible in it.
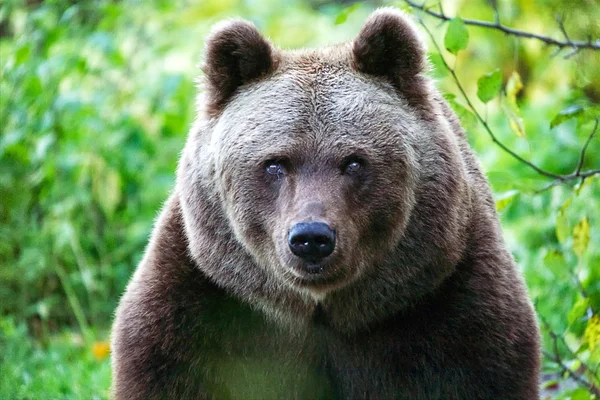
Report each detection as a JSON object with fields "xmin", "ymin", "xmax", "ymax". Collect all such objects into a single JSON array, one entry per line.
[{"xmin": 1, "ymin": 0, "xmax": 599, "ymax": 398}]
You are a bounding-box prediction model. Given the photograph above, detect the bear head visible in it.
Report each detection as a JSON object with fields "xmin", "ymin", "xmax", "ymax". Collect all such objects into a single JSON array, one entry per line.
[{"xmin": 177, "ymin": 9, "xmax": 471, "ymax": 327}]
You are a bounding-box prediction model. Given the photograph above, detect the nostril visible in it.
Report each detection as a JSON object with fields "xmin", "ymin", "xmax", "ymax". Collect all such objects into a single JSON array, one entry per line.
[{"xmin": 288, "ymin": 222, "xmax": 336, "ymax": 262}]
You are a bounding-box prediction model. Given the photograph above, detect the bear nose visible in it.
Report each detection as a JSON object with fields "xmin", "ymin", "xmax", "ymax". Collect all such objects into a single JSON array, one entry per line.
[{"xmin": 288, "ymin": 222, "xmax": 336, "ymax": 262}]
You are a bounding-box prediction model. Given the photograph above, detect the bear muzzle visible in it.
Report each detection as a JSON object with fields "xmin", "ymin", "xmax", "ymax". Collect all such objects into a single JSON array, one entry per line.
[{"xmin": 287, "ymin": 222, "xmax": 336, "ymax": 272}]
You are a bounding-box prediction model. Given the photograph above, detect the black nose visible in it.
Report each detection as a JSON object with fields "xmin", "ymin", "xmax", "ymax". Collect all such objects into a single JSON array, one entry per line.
[{"xmin": 288, "ymin": 222, "xmax": 336, "ymax": 262}]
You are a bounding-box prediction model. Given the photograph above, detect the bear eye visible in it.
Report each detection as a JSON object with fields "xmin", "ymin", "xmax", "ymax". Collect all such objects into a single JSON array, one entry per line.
[
  {"xmin": 342, "ymin": 158, "xmax": 364, "ymax": 175},
  {"xmin": 265, "ymin": 161, "xmax": 285, "ymax": 176}
]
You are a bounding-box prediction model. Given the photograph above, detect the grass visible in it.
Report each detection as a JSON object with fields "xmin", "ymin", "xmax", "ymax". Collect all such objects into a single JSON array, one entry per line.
[{"xmin": 1, "ymin": 317, "xmax": 111, "ymax": 399}]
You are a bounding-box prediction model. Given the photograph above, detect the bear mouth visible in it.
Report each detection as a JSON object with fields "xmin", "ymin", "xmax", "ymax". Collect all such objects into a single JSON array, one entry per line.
[{"xmin": 285, "ymin": 260, "xmax": 350, "ymax": 290}]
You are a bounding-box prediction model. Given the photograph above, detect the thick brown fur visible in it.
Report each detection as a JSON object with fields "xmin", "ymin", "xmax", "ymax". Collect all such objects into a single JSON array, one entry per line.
[{"xmin": 112, "ymin": 8, "xmax": 541, "ymax": 399}]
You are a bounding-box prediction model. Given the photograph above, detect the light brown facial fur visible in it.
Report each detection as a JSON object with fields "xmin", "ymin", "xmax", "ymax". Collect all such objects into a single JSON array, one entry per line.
[
  {"xmin": 180, "ymin": 10, "xmax": 468, "ymax": 303},
  {"xmin": 112, "ymin": 9, "xmax": 540, "ymax": 399}
]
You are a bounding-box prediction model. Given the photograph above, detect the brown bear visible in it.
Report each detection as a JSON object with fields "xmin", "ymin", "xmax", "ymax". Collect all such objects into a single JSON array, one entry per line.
[{"xmin": 112, "ymin": 8, "xmax": 541, "ymax": 399}]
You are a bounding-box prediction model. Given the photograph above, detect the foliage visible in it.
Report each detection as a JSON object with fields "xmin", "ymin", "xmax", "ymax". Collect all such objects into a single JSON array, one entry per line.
[{"xmin": 1, "ymin": 0, "xmax": 599, "ymax": 398}]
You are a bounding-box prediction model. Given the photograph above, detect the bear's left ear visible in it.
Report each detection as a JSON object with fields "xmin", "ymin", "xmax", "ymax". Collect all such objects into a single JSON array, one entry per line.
[
  {"xmin": 352, "ymin": 8, "xmax": 427, "ymax": 87},
  {"xmin": 202, "ymin": 19, "xmax": 277, "ymax": 116}
]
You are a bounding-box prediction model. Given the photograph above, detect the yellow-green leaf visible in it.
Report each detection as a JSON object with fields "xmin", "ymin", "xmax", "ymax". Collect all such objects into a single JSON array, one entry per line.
[
  {"xmin": 572, "ymin": 217, "xmax": 590, "ymax": 257},
  {"xmin": 560, "ymin": 197, "xmax": 572, "ymax": 213},
  {"xmin": 568, "ymin": 297, "xmax": 589, "ymax": 325},
  {"xmin": 575, "ymin": 177, "xmax": 593, "ymax": 196},
  {"xmin": 503, "ymin": 72, "xmax": 526, "ymax": 138},
  {"xmin": 584, "ymin": 315, "xmax": 600, "ymax": 352},
  {"xmin": 555, "ymin": 198, "xmax": 572, "ymax": 244},
  {"xmin": 91, "ymin": 156, "xmax": 122, "ymax": 216},
  {"xmin": 505, "ymin": 71, "xmax": 523, "ymax": 109},
  {"xmin": 502, "ymin": 99, "xmax": 527, "ymax": 139},
  {"xmin": 556, "ymin": 212, "xmax": 570, "ymax": 244},
  {"xmin": 495, "ymin": 190, "xmax": 519, "ymax": 212}
]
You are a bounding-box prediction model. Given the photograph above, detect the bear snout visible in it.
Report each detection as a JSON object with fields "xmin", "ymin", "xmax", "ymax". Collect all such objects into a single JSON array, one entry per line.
[{"xmin": 287, "ymin": 222, "xmax": 336, "ymax": 269}]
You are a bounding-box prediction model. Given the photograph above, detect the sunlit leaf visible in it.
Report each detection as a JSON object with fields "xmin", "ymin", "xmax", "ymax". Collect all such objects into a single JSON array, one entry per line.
[
  {"xmin": 584, "ymin": 315, "xmax": 600, "ymax": 352},
  {"xmin": 555, "ymin": 198, "xmax": 572, "ymax": 244},
  {"xmin": 502, "ymin": 100, "xmax": 526, "ymax": 139},
  {"xmin": 572, "ymin": 217, "xmax": 590, "ymax": 257},
  {"xmin": 15, "ymin": 44, "xmax": 31, "ymax": 64},
  {"xmin": 560, "ymin": 198, "xmax": 572, "ymax": 213},
  {"xmin": 505, "ymin": 71, "xmax": 523, "ymax": 107},
  {"xmin": 568, "ymin": 297, "xmax": 589, "ymax": 325},
  {"xmin": 495, "ymin": 190, "xmax": 519, "ymax": 212},
  {"xmin": 502, "ymin": 72, "xmax": 526, "ymax": 138},
  {"xmin": 569, "ymin": 387, "xmax": 592, "ymax": 400},
  {"xmin": 444, "ymin": 18, "xmax": 469, "ymax": 55},
  {"xmin": 444, "ymin": 93, "xmax": 477, "ymax": 128},
  {"xmin": 91, "ymin": 157, "xmax": 122, "ymax": 216},
  {"xmin": 543, "ymin": 250, "xmax": 567, "ymax": 278},
  {"xmin": 428, "ymin": 52, "xmax": 449, "ymax": 78},
  {"xmin": 555, "ymin": 213, "xmax": 570, "ymax": 244},
  {"xmin": 550, "ymin": 105, "xmax": 584, "ymax": 128},
  {"xmin": 575, "ymin": 176, "xmax": 593, "ymax": 196},
  {"xmin": 335, "ymin": 3, "xmax": 361, "ymax": 25},
  {"xmin": 477, "ymin": 69, "xmax": 502, "ymax": 104}
]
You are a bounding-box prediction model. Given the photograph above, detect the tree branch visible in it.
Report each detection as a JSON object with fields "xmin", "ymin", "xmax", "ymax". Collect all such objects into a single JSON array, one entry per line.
[
  {"xmin": 404, "ymin": 0, "xmax": 600, "ymax": 51},
  {"xmin": 415, "ymin": 17, "xmax": 600, "ymax": 189}
]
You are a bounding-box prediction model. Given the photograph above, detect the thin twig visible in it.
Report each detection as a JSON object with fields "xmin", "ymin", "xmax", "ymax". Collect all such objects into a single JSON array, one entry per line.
[
  {"xmin": 488, "ymin": 0, "xmax": 500, "ymax": 25},
  {"xmin": 416, "ymin": 17, "xmax": 600, "ymax": 189},
  {"xmin": 575, "ymin": 118, "xmax": 599, "ymax": 176},
  {"xmin": 405, "ymin": 0, "xmax": 600, "ymax": 51}
]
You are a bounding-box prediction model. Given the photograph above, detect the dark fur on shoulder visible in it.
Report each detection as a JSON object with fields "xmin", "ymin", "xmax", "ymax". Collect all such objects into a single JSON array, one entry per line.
[{"xmin": 112, "ymin": 8, "xmax": 541, "ymax": 399}]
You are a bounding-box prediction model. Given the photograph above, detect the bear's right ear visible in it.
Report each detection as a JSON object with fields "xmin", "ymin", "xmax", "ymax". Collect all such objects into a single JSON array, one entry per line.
[{"xmin": 202, "ymin": 20, "xmax": 277, "ymax": 116}]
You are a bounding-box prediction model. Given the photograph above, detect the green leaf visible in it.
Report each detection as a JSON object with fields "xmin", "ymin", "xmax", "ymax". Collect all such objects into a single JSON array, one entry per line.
[
  {"xmin": 550, "ymin": 105, "xmax": 584, "ymax": 128},
  {"xmin": 335, "ymin": 3, "xmax": 361, "ymax": 25},
  {"xmin": 556, "ymin": 212, "xmax": 570, "ymax": 244},
  {"xmin": 477, "ymin": 69, "xmax": 502, "ymax": 104},
  {"xmin": 494, "ymin": 190, "xmax": 519, "ymax": 212},
  {"xmin": 573, "ymin": 217, "xmax": 590, "ymax": 257},
  {"xmin": 555, "ymin": 197, "xmax": 572, "ymax": 244},
  {"xmin": 560, "ymin": 197, "xmax": 572, "ymax": 213},
  {"xmin": 444, "ymin": 93, "xmax": 477, "ymax": 129},
  {"xmin": 543, "ymin": 250, "xmax": 567, "ymax": 278},
  {"xmin": 569, "ymin": 388, "xmax": 592, "ymax": 400},
  {"xmin": 428, "ymin": 52, "xmax": 449, "ymax": 78},
  {"xmin": 444, "ymin": 18, "xmax": 469, "ymax": 55},
  {"xmin": 568, "ymin": 297, "xmax": 590, "ymax": 325},
  {"xmin": 575, "ymin": 176, "xmax": 593, "ymax": 196},
  {"xmin": 15, "ymin": 44, "xmax": 31, "ymax": 64},
  {"xmin": 91, "ymin": 157, "xmax": 122, "ymax": 216}
]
